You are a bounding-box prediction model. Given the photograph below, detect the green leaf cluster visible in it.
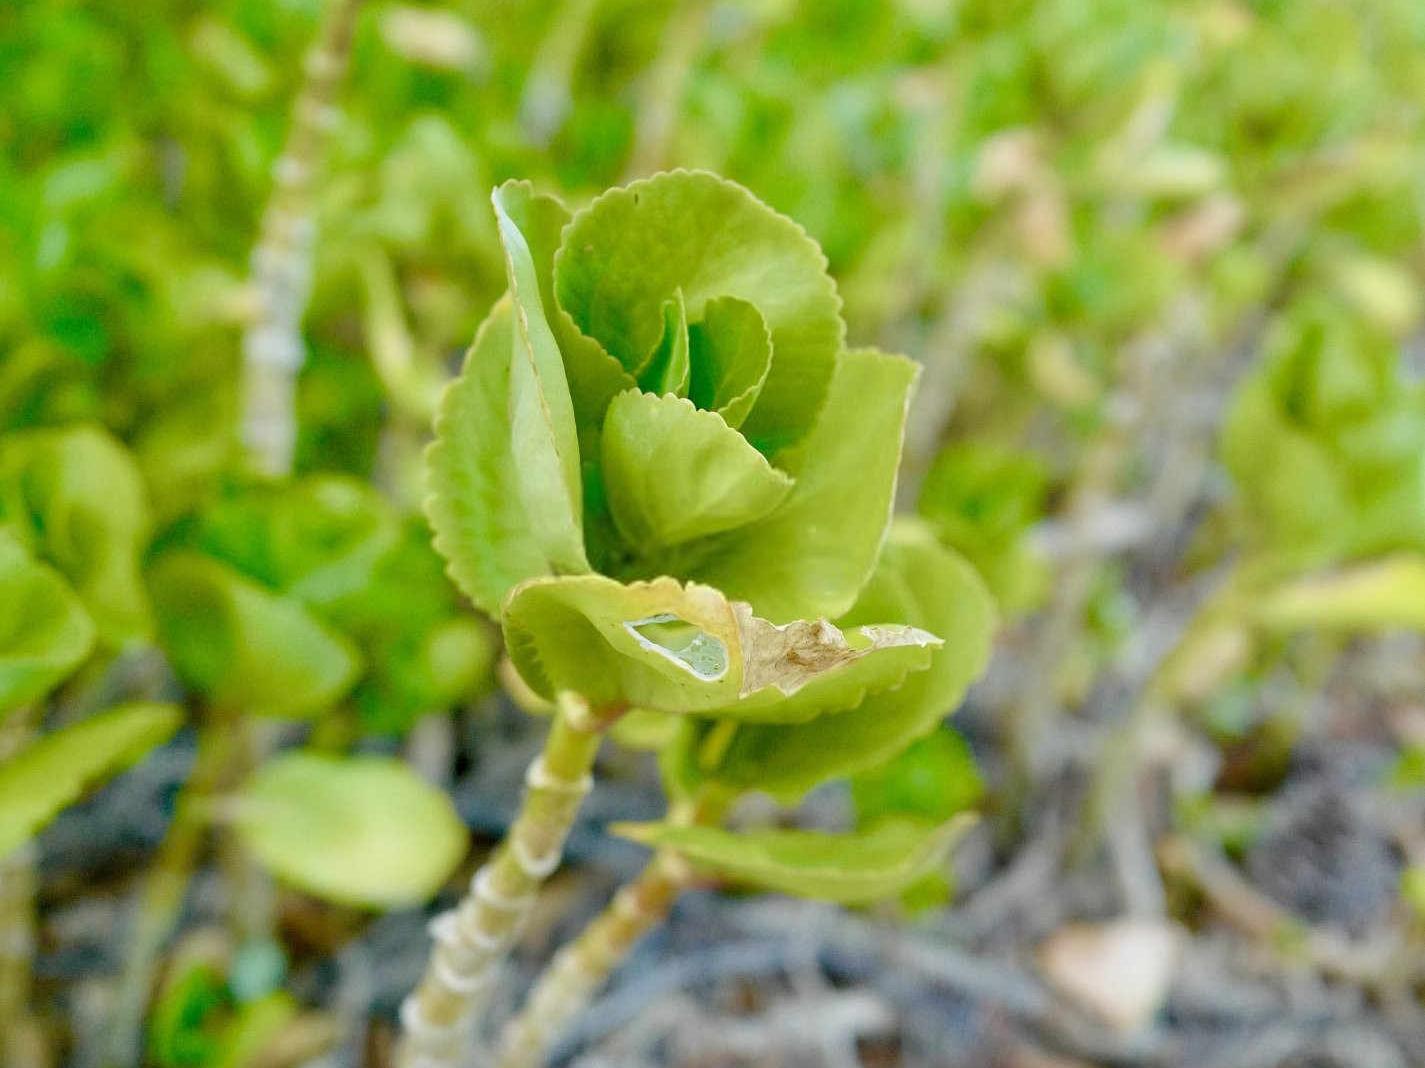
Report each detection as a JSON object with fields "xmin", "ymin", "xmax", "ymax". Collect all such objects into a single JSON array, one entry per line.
[
  {"xmin": 427, "ymin": 171, "xmax": 909, "ymax": 628},
  {"xmin": 918, "ymin": 442, "xmax": 1050, "ymax": 615},
  {"xmin": 1222, "ymin": 299, "xmax": 1425, "ymax": 568},
  {"xmin": 154, "ymin": 476, "xmax": 492, "ymax": 730},
  {"xmin": 0, "ymin": 424, "xmax": 153, "ymax": 645}
]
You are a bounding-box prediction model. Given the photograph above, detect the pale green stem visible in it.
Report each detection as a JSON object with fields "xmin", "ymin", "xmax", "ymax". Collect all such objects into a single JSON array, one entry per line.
[
  {"xmin": 623, "ymin": 0, "xmax": 710, "ymax": 179},
  {"xmin": 518, "ymin": 0, "xmax": 599, "ymax": 147},
  {"xmin": 105, "ymin": 711, "xmax": 237, "ymax": 1068},
  {"xmin": 0, "ymin": 707, "xmax": 42, "ymax": 1068},
  {"xmin": 241, "ymin": 0, "xmax": 365, "ymax": 477},
  {"xmin": 1072, "ymin": 563, "xmax": 1254, "ymax": 862},
  {"xmin": 395, "ymin": 694, "xmax": 613, "ymax": 1068},
  {"xmin": 235, "ymin": 0, "xmax": 365, "ymax": 977}
]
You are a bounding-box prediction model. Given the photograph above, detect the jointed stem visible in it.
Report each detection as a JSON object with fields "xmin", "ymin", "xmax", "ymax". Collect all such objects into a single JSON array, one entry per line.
[
  {"xmin": 241, "ymin": 0, "xmax": 364, "ymax": 477},
  {"xmin": 396, "ymin": 695, "xmax": 612, "ymax": 1067},
  {"xmin": 493, "ymin": 792, "xmax": 727, "ymax": 1068},
  {"xmin": 493, "ymin": 849, "xmax": 692, "ymax": 1068}
]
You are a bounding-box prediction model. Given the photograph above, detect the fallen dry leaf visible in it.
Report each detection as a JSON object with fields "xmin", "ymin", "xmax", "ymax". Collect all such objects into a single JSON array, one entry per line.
[{"xmin": 1038, "ymin": 918, "xmax": 1182, "ymax": 1032}]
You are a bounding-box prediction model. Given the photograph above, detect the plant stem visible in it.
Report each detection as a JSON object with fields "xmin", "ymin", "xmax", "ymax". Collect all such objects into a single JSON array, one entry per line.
[
  {"xmin": 623, "ymin": 0, "xmax": 710, "ymax": 179},
  {"xmin": 493, "ymin": 791, "xmax": 728, "ymax": 1068},
  {"xmin": 0, "ymin": 846, "xmax": 42, "ymax": 1068},
  {"xmin": 105, "ymin": 713, "xmax": 237, "ymax": 1068},
  {"xmin": 396, "ymin": 693, "xmax": 612, "ymax": 1067},
  {"xmin": 494, "ymin": 850, "xmax": 690, "ymax": 1068},
  {"xmin": 518, "ymin": 0, "xmax": 599, "ymax": 148},
  {"xmin": 0, "ymin": 707, "xmax": 43, "ymax": 1068},
  {"xmin": 241, "ymin": 0, "xmax": 364, "ymax": 477}
]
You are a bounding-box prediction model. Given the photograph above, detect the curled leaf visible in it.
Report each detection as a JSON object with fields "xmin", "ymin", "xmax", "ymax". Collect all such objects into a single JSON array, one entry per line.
[
  {"xmin": 689, "ymin": 521, "xmax": 996, "ymax": 802},
  {"xmin": 688, "ymin": 296, "xmax": 772, "ymax": 429},
  {"xmin": 493, "ymin": 183, "xmax": 589, "ymax": 574},
  {"xmin": 690, "ymin": 348, "xmax": 918, "ymax": 622},
  {"xmin": 636, "ymin": 290, "xmax": 691, "ymax": 396},
  {"xmin": 502, "ymin": 572, "xmax": 938, "ymax": 722},
  {"xmin": 555, "ymin": 170, "xmax": 844, "ymax": 453}
]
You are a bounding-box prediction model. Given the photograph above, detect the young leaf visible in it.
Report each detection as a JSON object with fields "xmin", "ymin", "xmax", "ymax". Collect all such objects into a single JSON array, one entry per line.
[
  {"xmin": 690, "ymin": 349, "xmax": 918, "ymax": 623},
  {"xmin": 1257, "ymin": 555, "xmax": 1425, "ymax": 632},
  {"xmin": 695, "ymin": 522, "xmax": 996, "ymax": 802},
  {"xmin": 0, "ymin": 533, "xmax": 95, "ymax": 716},
  {"xmin": 232, "ymin": 752, "xmax": 467, "ymax": 908},
  {"xmin": 502, "ymin": 572, "xmax": 938, "ymax": 721},
  {"xmin": 554, "ymin": 170, "xmax": 844, "ymax": 453},
  {"xmin": 426, "ymin": 299, "xmax": 559, "ymax": 616},
  {"xmin": 150, "ymin": 553, "xmax": 360, "ymax": 718},
  {"xmin": 687, "ymin": 295, "xmax": 773, "ymax": 429},
  {"xmin": 601, "ymin": 390, "xmax": 793, "ymax": 549},
  {"xmin": 493, "ymin": 183, "xmax": 589, "ymax": 574},
  {"xmin": 0, "ymin": 425, "xmax": 153, "ymax": 644},
  {"xmin": 0, "ymin": 702, "xmax": 182, "ymax": 861},
  {"xmin": 636, "ymin": 290, "xmax": 691, "ymax": 396},
  {"xmin": 614, "ymin": 815, "xmax": 974, "ymax": 905}
]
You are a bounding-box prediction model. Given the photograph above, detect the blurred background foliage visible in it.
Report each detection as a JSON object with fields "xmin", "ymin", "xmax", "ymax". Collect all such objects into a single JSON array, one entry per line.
[{"xmin": 4, "ymin": 0, "xmax": 1425, "ymax": 1064}]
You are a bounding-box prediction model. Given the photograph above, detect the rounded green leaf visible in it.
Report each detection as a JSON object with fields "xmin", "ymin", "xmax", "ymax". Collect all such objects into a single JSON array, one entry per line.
[
  {"xmin": 690, "ymin": 348, "xmax": 919, "ymax": 623},
  {"xmin": 426, "ymin": 298, "xmax": 559, "ymax": 616},
  {"xmin": 0, "ymin": 533, "xmax": 95, "ymax": 716},
  {"xmin": 503, "ymin": 572, "xmax": 938, "ymax": 721},
  {"xmin": 614, "ymin": 815, "xmax": 974, "ymax": 905},
  {"xmin": 0, "ymin": 702, "xmax": 182, "ymax": 860},
  {"xmin": 0, "ymin": 425, "xmax": 153, "ymax": 644},
  {"xmin": 601, "ymin": 390, "xmax": 793, "ymax": 549},
  {"xmin": 150, "ymin": 553, "xmax": 360, "ymax": 718},
  {"xmin": 693, "ymin": 521, "xmax": 996, "ymax": 803},
  {"xmin": 233, "ymin": 752, "xmax": 467, "ymax": 908},
  {"xmin": 554, "ymin": 170, "xmax": 844, "ymax": 453}
]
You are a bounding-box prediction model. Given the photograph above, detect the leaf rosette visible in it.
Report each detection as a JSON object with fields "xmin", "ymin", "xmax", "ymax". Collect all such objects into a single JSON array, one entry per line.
[
  {"xmin": 428, "ymin": 170, "xmax": 915, "ymax": 628},
  {"xmin": 426, "ymin": 171, "xmax": 952, "ymax": 733}
]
